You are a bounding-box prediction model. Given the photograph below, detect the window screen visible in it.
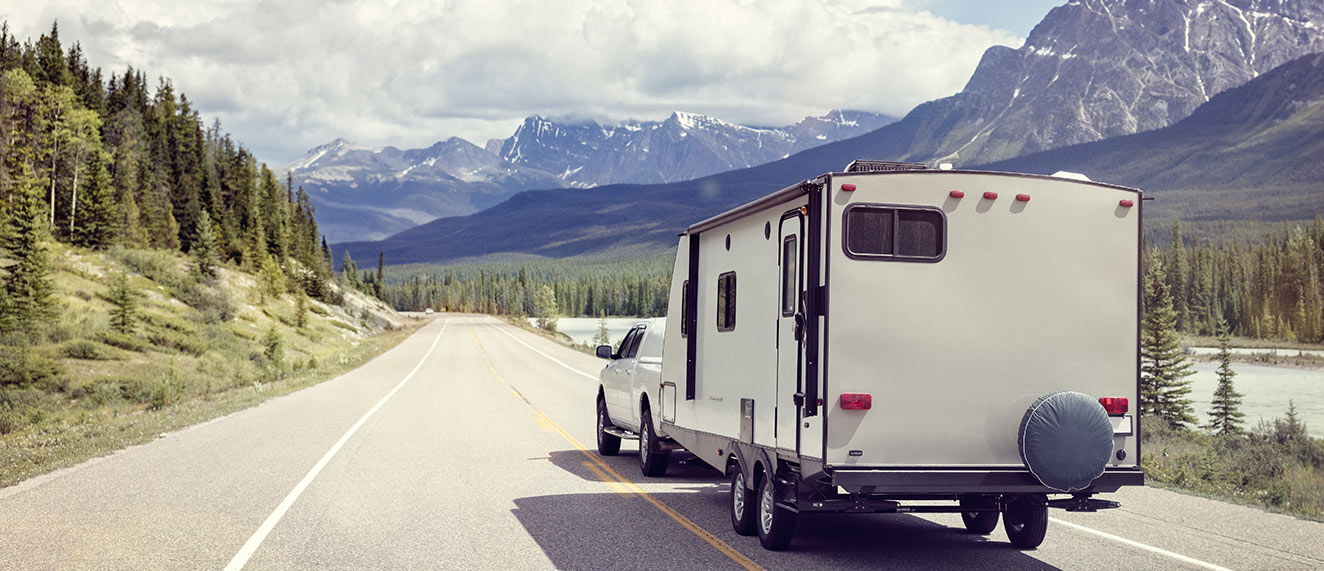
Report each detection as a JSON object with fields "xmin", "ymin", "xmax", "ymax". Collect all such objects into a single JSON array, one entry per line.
[
  {"xmin": 716, "ymin": 272, "xmax": 736, "ymax": 331},
  {"xmin": 782, "ymin": 237, "xmax": 797, "ymax": 316},
  {"xmin": 844, "ymin": 205, "xmax": 945, "ymax": 261}
]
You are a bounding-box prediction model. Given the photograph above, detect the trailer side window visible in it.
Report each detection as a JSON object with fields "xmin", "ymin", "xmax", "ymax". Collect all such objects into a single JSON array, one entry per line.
[
  {"xmin": 844, "ymin": 205, "xmax": 945, "ymax": 262},
  {"xmin": 716, "ymin": 272, "xmax": 736, "ymax": 331},
  {"xmin": 680, "ymin": 280, "xmax": 689, "ymax": 338},
  {"xmin": 782, "ymin": 236, "xmax": 797, "ymax": 316}
]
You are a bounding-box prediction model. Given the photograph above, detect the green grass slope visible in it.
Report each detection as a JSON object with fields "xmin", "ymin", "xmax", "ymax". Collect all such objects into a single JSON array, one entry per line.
[{"xmin": 0, "ymin": 244, "xmax": 413, "ymax": 487}]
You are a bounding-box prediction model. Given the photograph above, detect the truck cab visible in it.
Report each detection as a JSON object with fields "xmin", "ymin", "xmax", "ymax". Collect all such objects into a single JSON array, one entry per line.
[{"xmin": 594, "ymin": 318, "xmax": 677, "ymax": 476}]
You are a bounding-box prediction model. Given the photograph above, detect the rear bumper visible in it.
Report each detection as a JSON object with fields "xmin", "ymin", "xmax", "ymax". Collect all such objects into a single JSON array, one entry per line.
[{"xmin": 828, "ymin": 467, "xmax": 1144, "ymax": 494}]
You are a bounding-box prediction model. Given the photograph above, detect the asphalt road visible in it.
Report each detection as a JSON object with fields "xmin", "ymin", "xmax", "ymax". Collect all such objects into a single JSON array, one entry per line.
[{"xmin": 3, "ymin": 315, "xmax": 1322, "ymax": 570}]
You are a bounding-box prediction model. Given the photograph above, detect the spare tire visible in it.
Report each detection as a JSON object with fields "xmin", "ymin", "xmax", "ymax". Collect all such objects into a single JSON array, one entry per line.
[{"xmin": 1017, "ymin": 391, "xmax": 1114, "ymax": 492}]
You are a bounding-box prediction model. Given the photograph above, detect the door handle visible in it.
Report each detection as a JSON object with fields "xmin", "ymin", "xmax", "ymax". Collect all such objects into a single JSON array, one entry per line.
[
  {"xmin": 793, "ymin": 392, "xmax": 805, "ymax": 407},
  {"xmin": 794, "ymin": 312, "xmax": 805, "ymax": 342}
]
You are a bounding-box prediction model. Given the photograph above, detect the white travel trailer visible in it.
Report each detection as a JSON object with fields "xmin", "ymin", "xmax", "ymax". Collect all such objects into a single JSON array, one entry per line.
[{"xmin": 652, "ymin": 161, "xmax": 1144, "ymax": 550}]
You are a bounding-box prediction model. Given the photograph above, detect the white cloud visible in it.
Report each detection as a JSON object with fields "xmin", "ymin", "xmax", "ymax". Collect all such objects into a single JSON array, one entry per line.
[{"xmin": 3, "ymin": 0, "xmax": 1023, "ymax": 164}]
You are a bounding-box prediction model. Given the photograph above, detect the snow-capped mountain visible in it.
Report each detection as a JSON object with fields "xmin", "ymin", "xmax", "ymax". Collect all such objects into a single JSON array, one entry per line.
[
  {"xmin": 294, "ymin": 110, "xmax": 893, "ymax": 242},
  {"xmin": 288, "ymin": 138, "xmax": 562, "ymax": 243},
  {"xmin": 494, "ymin": 110, "xmax": 894, "ymax": 187}
]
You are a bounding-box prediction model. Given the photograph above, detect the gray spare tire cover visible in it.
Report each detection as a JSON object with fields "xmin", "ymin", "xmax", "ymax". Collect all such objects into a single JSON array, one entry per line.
[{"xmin": 1018, "ymin": 391, "xmax": 1114, "ymax": 492}]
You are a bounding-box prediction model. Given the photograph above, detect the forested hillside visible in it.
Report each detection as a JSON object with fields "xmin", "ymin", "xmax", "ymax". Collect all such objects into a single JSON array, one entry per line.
[{"xmin": 0, "ymin": 22, "xmax": 334, "ymax": 333}]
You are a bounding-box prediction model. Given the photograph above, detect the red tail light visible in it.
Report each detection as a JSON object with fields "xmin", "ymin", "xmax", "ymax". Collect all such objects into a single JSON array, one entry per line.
[
  {"xmin": 949, "ymin": 190, "xmax": 965, "ymax": 198},
  {"xmin": 1016, "ymin": 194, "xmax": 1031, "ymax": 202},
  {"xmin": 983, "ymin": 192, "xmax": 998, "ymax": 200},
  {"xmin": 1119, "ymin": 199, "xmax": 1134, "ymax": 207},
  {"xmin": 840, "ymin": 393, "xmax": 872, "ymax": 410},
  {"xmin": 841, "ymin": 183, "xmax": 857, "ymax": 191},
  {"xmin": 1099, "ymin": 397, "xmax": 1128, "ymax": 415}
]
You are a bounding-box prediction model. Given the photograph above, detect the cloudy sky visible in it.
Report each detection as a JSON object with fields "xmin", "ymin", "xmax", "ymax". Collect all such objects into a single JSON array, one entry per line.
[{"xmin": 2, "ymin": 0, "xmax": 1062, "ymax": 166}]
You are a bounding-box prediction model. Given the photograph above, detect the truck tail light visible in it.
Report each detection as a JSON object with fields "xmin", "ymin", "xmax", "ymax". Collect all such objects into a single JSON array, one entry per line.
[
  {"xmin": 1099, "ymin": 397, "xmax": 1128, "ymax": 415},
  {"xmin": 840, "ymin": 393, "xmax": 872, "ymax": 410}
]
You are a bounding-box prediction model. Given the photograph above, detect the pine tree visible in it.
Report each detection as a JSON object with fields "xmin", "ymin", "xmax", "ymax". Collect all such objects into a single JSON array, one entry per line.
[
  {"xmin": 191, "ymin": 209, "xmax": 220, "ymax": 279},
  {"xmin": 1207, "ymin": 318, "xmax": 1244, "ymax": 435},
  {"xmin": 71, "ymin": 150, "xmax": 117, "ymax": 247},
  {"xmin": 259, "ymin": 253, "xmax": 285, "ymax": 302},
  {"xmin": 295, "ymin": 292, "xmax": 307, "ymax": 329},
  {"xmin": 342, "ymin": 251, "xmax": 358, "ymax": 289},
  {"xmin": 532, "ymin": 284, "xmax": 558, "ymax": 332},
  {"xmin": 106, "ymin": 270, "xmax": 137, "ymax": 334},
  {"xmin": 592, "ymin": 310, "xmax": 611, "ymax": 347},
  {"xmin": 2, "ymin": 176, "xmax": 55, "ymax": 333},
  {"xmin": 1141, "ymin": 255, "xmax": 1197, "ymax": 428},
  {"xmin": 376, "ymin": 251, "xmax": 385, "ymax": 296}
]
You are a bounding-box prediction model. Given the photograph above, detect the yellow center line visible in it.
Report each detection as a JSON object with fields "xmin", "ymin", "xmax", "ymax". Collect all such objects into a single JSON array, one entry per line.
[
  {"xmin": 581, "ymin": 461, "xmax": 633, "ymax": 497},
  {"xmin": 463, "ymin": 319, "xmax": 762, "ymax": 571}
]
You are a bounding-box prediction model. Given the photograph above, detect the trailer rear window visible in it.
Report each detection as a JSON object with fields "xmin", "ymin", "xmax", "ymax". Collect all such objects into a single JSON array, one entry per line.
[
  {"xmin": 843, "ymin": 205, "xmax": 945, "ymax": 262},
  {"xmin": 717, "ymin": 272, "xmax": 736, "ymax": 331}
]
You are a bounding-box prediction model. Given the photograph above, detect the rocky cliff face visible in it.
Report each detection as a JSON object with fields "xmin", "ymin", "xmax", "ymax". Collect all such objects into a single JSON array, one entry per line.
[{"xmin": 917, "ymin": 0, "xmax": 1324, "ymax": 165}]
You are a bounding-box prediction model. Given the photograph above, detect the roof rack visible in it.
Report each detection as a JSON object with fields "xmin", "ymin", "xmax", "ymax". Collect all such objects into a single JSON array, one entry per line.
[{"xmin": 843, "ymin": 159, "xmax": 928, "ymax": 173}]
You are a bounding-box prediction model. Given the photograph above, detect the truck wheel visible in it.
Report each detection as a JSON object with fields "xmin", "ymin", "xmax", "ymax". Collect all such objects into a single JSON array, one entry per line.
[
  {"xmin": 730, "ymin": 470, "xmax": 756, "ymax": 536},
  {"xmin": 1003, "ymin": 494, "xmax": 1048, "ymax": 549},
  {"xmin": 596, "ymin": 398, "xmax": 621, "ymax": 456},
  {"xmin": 959, "ymin": 497, "xmax": 999, "ymax": 534},
  {"xmin": 638, "ymin": 411, "xmax": 669, "ymax": 477},
  {"xmin": 757, "ymin": 475, "xmax": 796, "ymax": 550}
]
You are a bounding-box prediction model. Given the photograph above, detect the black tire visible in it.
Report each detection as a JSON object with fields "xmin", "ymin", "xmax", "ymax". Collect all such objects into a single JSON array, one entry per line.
[
  {"xmin": 730, "ymin": 469, "xmax": 757, "ymax": 536},
  {"xmin": 638, "ymin": 410, "xmax": 670, "ymax": 477},
  {"xmin": 596, "ymin": 398, "xmax": 621, "ymax": 456},
  {"xmin": 756, "ymin": 475, "xmax": 796, "ymax": 550},
  {"xmin": 1003, "ymin": 494, "xmax": 1048, "ymax": 549},
  {"xmin": 960, "ymin": 497, "xmax": 999, "ymax": 534}
]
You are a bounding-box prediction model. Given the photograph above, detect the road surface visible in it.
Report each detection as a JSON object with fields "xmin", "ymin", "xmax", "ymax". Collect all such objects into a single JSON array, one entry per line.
[{"xmin": 2, "ymin": 315, "xmax": 1322, "ymax": 569}]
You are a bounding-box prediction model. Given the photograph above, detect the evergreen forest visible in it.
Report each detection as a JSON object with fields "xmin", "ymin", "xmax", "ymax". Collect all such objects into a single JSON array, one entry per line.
[{"xmin": 0, "ymin": 22, "xmax": 334, "ymax": 337}]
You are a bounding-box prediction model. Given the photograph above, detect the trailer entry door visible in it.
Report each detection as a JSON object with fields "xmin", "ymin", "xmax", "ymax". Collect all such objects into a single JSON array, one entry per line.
[{"xmin": 776, "ymin": 211, "xmax": 805, "ymax": 453}]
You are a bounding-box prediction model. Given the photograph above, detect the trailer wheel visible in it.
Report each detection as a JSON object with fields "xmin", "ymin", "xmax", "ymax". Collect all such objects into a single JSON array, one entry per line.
[
  {"xmin": 757, "ymin": 475, "xmax": 796, "ymax": 550},
  {"xmin": 638, "ymin": 411, "xmax": 669, "ymax": 477},
  {"xmin": 730, "ymin": 470, "xmax": 757, "ymax": 536},
  {"xmin": 1002, "ymin": 494, "xmax": 1048, "ymax": 549},
  {"xmin": 959, "ymin": 498, "xmax": 999, "ymax": 534},
  {"xmin": 596, "ymin": 398, "xmax": 621, "ymax": 456}
]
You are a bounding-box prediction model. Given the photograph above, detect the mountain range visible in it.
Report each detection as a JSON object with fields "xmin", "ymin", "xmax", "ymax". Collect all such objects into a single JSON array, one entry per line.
[
  {"xmin": 289, "ymin": 110, "xmax": 893, "ymax": 242},
  {"xmin": 333, "ymin": 0, "xmax": 1324, "ymax": 266}
]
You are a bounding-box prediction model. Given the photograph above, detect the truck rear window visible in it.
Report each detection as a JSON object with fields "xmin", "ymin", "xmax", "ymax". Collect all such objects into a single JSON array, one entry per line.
[{"xmin": 843, "ymin": 204, "xmax": 945, "ymax": 262}]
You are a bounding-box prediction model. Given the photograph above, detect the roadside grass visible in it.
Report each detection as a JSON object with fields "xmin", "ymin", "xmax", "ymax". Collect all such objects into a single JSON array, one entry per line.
[
  {"xmin": 1141, "ymin": 413, "xmax": 1324, "ymax": 522},
  {"xmin": 0, "ymin": 244, "xmax": 416, "ymax": 489}
]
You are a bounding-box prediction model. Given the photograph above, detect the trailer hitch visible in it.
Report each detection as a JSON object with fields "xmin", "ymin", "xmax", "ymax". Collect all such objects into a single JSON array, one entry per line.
[{"xmin": 1046, "ymin": 494, "xmax": 1121, "ymax": 512}]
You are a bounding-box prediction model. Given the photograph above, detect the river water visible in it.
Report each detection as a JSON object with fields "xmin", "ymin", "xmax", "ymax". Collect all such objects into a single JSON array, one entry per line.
[{"xmin": 545, "ymin": 318, "xmax": 1323, "ymax": 437}]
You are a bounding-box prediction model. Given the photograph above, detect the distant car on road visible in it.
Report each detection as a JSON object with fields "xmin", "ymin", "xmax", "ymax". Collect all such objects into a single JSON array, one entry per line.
[{"xmin": 424, "ymin": 308, "xmax": 434, "ymax": 315}]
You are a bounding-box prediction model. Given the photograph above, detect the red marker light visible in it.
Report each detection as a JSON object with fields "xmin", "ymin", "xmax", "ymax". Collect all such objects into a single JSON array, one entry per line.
[
  {"xmin": 983, "ymin": 192, "xmax": 998, "ymax": 200},
  {"xmin": 1099, "ymin": 397, "xmax": 1129, "ymax": 415},
  {"xmin": 1016, "ymin": 194, "xmax": 1031, "ymax": 202},
  {"xmin": 1119, "ymin": 199, "xmax": 1134, "ymax": 208},
  {"xmin": 841, "ymin": 184, "xmax": 857, "ymax": 191},
  {"xmin": 949, "ymin": 190, "xmax": 965, "ymax": 198},
  {"xmin": 840, "ymin": 393, "xmax": 872, "ymax": 410}
]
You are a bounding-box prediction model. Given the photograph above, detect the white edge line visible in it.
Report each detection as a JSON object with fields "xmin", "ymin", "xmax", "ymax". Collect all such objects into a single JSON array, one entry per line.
[
  {"xmin": 1050, "ymin": 517, "xmax": 1233, "ymax": 571},
  {"xmin": 224, "ymin": 319, "xmax": 449, "ymax": 571},
  {"xmin": 484, "ymin": 317, "xmax": 598, "ymax": 380}
]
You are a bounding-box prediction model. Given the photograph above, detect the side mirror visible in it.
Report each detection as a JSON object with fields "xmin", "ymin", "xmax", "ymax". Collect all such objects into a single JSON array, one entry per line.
[{"xmin": 596, "ymin": 345, "xmax": 614, "ymax": 359}]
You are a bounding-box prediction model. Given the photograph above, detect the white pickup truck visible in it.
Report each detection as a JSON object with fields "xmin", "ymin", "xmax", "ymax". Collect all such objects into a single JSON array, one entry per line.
[{"xmin": 594, "ymin": 318, "xmax": 679, "ymax": 476}]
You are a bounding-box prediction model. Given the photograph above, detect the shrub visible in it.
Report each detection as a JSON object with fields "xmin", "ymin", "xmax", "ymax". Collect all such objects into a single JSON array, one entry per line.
[
  {"xmin": 147, "ymin": 329, "xmax": 208, "ymax": 356},
  {"xmin": 63, "ymin": 339, "xmax": 115, "ymax": 360},
  {"xmin": 111, "ymin": 247, "xmax": 182, "ymax": 288},
  {"xmin": 96, "ymin": 330, "xmax": 148, "ymax": 352},
  {"xmin": 0, "ymin": 347, "xmax": 64, "ymax": 388}
]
